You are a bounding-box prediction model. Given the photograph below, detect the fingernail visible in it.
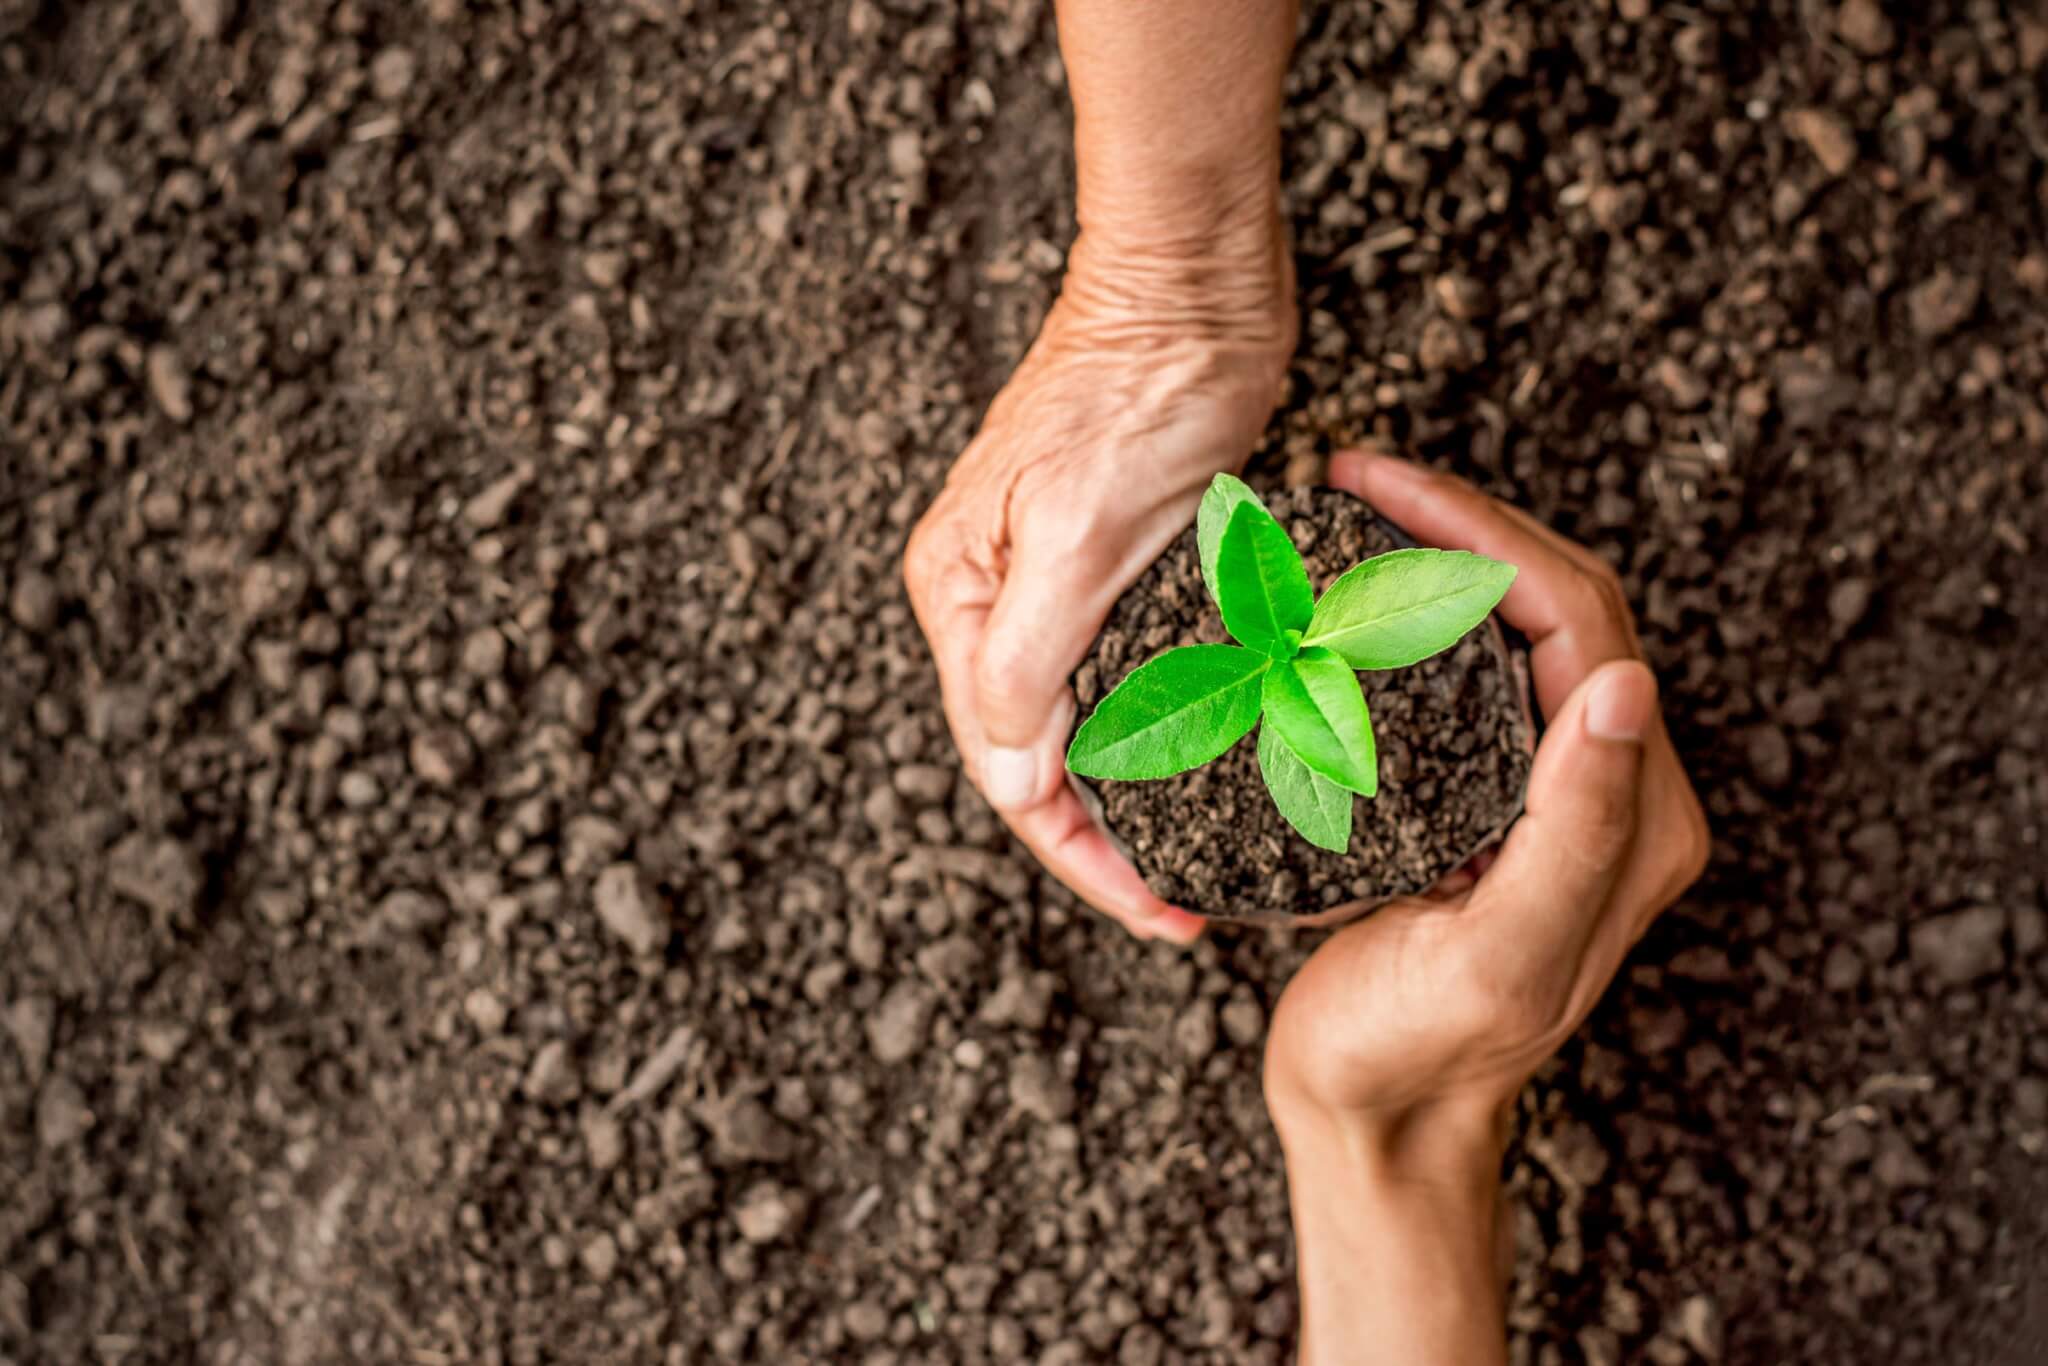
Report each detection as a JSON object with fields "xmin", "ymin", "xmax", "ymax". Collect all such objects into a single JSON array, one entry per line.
[
  {"xmin": 1145, "ymin": 906, "xmax": 1207, "ymax": 946},
  {"xmin": 1585, "ymin": 664, "xmax": 1653, "ymax": 742},
  {"xmin": 982, "ymin": 745, "xmax": 1038, "ymax": 808}
]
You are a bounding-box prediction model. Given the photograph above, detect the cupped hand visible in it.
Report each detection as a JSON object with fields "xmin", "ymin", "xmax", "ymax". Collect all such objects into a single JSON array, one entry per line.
[
  {"xmin": 903, "ymin": 230, "xmax": 1295, "ymax": 943},
  {"xmin": 1265, "ymin": 451, "xmax": 1710, "ymax": 1138}
]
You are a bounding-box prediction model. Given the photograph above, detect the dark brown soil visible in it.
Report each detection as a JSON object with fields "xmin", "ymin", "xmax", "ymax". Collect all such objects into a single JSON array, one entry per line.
[
  {"xmin": 5, "ymin": 1, "xmax": 2048, "ymax": 1363},
  {"xmin": 1074, "ymin": 488, "xmax": 1533, "ymax": 921}
]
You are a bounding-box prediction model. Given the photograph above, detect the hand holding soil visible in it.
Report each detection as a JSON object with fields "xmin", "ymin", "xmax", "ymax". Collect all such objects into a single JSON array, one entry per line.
[
  {"xmin": 903, "ymin": 0, "xmax": 1300, "ymax": 944},
  {"xmin": 1264, "ymin": 452, "xmax": 1710, "ymax": 1364},
  {"xmin": 902, "ymin": 239, "xmax": 1294, "ymax": 946}
]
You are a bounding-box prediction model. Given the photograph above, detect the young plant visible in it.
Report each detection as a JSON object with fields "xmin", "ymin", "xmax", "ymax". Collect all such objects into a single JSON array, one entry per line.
[{"xmin": 1066, "ymin": 474, "xmax": 1517, "ymax": 852}]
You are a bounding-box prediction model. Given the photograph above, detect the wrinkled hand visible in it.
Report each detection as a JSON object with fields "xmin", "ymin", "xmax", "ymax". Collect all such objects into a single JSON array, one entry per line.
[
  {"xmin": 1266, "ymin": 451, "xmax": 1710, "ymax": 1135},
  {"xmin": 903, "ymin": 230, "xmax": 1294, "ymax": 943}
]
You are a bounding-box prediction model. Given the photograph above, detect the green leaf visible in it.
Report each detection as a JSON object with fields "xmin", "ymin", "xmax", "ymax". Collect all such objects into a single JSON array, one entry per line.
[
  {"xmin": 1303, "ymin": 549, "xmax": 1517, "ymax": 670},
  {"xmin": 1196, "ymin": 472, "xmax": 1267, "ymax": 606},
  {"xmin": 1067, "ymin": 644, "xmax": 1270, "ymax": 780},
  {"xmin": 1260, "ymin": 646, "xmax": 1378, "ymax": 796},
  {"xmin": 1257, "ymin": 724, "xmax": 1353, "ymax": 852},
  {"xmin": 1214, "ymin": 502, "xmax": 1314, "ymax": 658}
]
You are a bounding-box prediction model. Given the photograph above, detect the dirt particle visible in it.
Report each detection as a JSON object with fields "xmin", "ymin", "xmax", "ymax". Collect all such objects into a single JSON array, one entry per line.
[
  {"xmin": 8, "ymin": 569, "xmax": 59, "ymax": 633},
  {"xmin": 733, "ymin": 1181, "xmax": 805, "ymax": 1245},
  {"xmin": 1008, "ymin": 1053, "xmax": 1075, "ymax": 1123},
  {"xmin": 1834, "ymin": 0, "xmax": 1895, "ymax": 56},
  {"xmin": 886, "ymin": 129, "xmax": 926, "ymax": 182},
  {"xmin": 136, "ymin": 1021, "xmax": 190, "ymax": 1064},
  {"xmin": 1418, "ymin": 316, "xmax": 1483, "ymax": 372},
  {"xmin": 1906, "ymin": 269, "xmax": 1981, "ymax": 338},
  {"xmin": 979, "ymin": 971, "xmax": 1054, "ymax": 1031},
  {"xmin": 2015, "ymin": 908, "xmax": 2046, "ymax": 959},
  {"xmin": 1822, "ymin": 943, "xmax": 1864, "ymax": 992},
  {"xmin": 145, "ymin": 345, "xmax": 193, "ymax": 423},
  {"xmin": 1672, "ymin": 1296, "xmax": 1721, "ymax": 1358},
  {"xmin": 892, "ymin": 763, "xmax": 954, "ymax": 804},
  {"xmin": 1589, "ymin": 182, "xmax": 1647, "ymax": 233},
  {"xmin": 370, "ymin": 46, "xmax": 418, "ymax": 100},
  {"xmin": 464, "ymin": 470, "xmax": 528, "ymax": 530},
  {"xmin": 563, "ymin": 815, "xmax": 630, "ymax": 877},
  {"xmin": 704, "ymin": 1095, "xmax": 797, "ymax": 1165},
  {"xmin": 409, "ymin": 726, "xmax": 474, "ymax": 787},
  {"xmin": 1909, "ymin": 907, "xmax": 2007, "ymax": 986},
  {"xmin": 376, "ymin": 889, "xmax": 445, "ymax": 935},
  {"xmin": 36, "ymin": 1076, "xmax": 93, "ymax": 1149},
  {"xmin": 177, "ymin": 0, "xmax": 228, "ymax": 39},
  {"xmin": 237, "ymin": 558, "xmax": 307, "ymax": 621},
  {"xmin": 844, "ymin": 1302, "xmax": 890, "ymax": 1341},
  {"xmin": 582, "ymin": 1110, "xmax": 624, "ymax": 1171},
  {"xmin": 463, "ymin": 988, "xmax": 508, "ymax": 1034},
  {"xmin": 1827, "ymin": 578, "xmax": 1874, "ymax": 630},
  {"xmin": 524, "ymin": 1039, "xmax": 582, "ymax": 1105},
  {"xmin": 4, "ymin": 997, "xmax": 53, "ymax": 1081},
  {"xmin": 1432, "ymin": 273, "xmax": 1492, "ymax": 321},
  {"xmin": 1654, "ymin": 357, "xmax": 1710, "ymax": 410},
  {"xmin": 1220, "ymin": 993, "xmax": 1265, "ymax": 1048},
  {"xmin": 1174, "ymin": 999, "xmax": 1218, "ymax": 1062},
  {"xmin": 867, "ymin": 980, "xmax": 936, "ymax": 1064},
  {"xmin": 1787, "ymin": 108, "xmax": 1857, "ymax": 177},
  {"xmin": 1873, "ymin": 1134, "xmax": 1933, "ymax": 1189},
  {"xmin": 1743, "ymin": 725, "xmax": 1793, "ymax": 789},
  {"xmin": 582, "ymin": 251, "xmax": 628, "ymax": 289},
  {"xmin": 460, "ymin": 627, "xmax": 508, "ymax": 678},
  {"xmin": 576, "ymin": 1231, "xmax": 618, "ymax": 1283},
  {"xmin": 593, "ymin": 863, "xmax": 668, "ymax": 957},
  {"xmin": 107, "ymin": 833, "xmax": 202, "ymax": 922}
]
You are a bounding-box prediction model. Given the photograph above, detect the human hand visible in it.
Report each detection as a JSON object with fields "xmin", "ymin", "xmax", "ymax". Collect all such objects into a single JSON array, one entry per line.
[
  {"xmin": 1261, "ymin": 452, "xmax": 1709, "ymax": 1365},
  {"xmin": 903, "ymin": 229, "xmax": 1295, "ymax": 944}
]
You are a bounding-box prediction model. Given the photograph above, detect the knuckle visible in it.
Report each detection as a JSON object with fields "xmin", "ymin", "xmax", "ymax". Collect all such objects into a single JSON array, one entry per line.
[
  {"xmin": 1558, "ymin": 566, "xmax": 1612, "ymax": 622},
  {"xmin": 901, "ymin": 519, "xmax": 937, "ymax": 594},
  {"xmin": 1668, "ymin": 790, "xmax": 1712, "ymax": 892},
  {"xmin": 974, "ymin": 637, "xmax": 1044, "ymax": 717}
]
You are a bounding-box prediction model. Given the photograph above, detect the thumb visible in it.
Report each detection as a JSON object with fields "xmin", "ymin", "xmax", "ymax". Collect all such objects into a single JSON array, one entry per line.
[
  {"xmin": 971, "ymin": 535, "xmax": 1120, "ymax": 810},
  {"xmin": 1476, "ymin": 659, "xmax": 1655, "ymax": 930}
]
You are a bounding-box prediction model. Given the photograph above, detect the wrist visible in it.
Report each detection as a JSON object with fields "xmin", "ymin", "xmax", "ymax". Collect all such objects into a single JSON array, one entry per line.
[
  {"xmin": 1055, "ymin": 213, "xmax": 1296, "ymax": 364},
  {"xmin": 1271, "ymin": 1092, "xmax": 1509, "ymax": 1210},
  {"xmin": 1276, "ymin": 1100, "xmax": 1512, "ymax": 1366}
]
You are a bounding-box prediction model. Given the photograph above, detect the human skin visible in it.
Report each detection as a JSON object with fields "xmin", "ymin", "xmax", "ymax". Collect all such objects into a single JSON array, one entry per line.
[
  {"xmin": 902, "ymin": 8, "xmax": 1711, "ymax": 1351},
  {"xmin": 1264, "ymin": 452, "xmax": 1711, "ymax": 1364},
  {"xmin": 901, "ymin": 0, "xmax": 1300, "ymax": 943}
]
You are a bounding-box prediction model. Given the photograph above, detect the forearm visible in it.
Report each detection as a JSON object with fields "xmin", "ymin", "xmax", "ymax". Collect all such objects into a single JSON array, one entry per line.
[
  {"xmin": 1275, "ymin": 1101, "xmax": 1511, "ymax": 1366},
  {"xmin": 1055, "ymin": 0, "xmax": 1296, "ymax": 254}
]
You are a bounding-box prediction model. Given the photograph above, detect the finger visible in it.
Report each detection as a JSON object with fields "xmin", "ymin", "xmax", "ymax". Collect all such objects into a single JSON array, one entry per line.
[
  {"xmin": 1328, "ymin": 451, "xmax": 1638, "ymax": 715},
  {"xmin": 903, "ymin": 509, "xmax": 996, "ymax": 770},
  {"xmin": 972, "ymin": 530, "xmax": 1125, "ymax": 807},
  {"xmin": 1605, "ymin": 740, "xmax": 1710, "ymax": 943},
  {"xmin": 1330, "ymin": 450, "xmax": 1707, "ymax": 944},
  {"xmin": 1006, "ymin": 784, "xmax": 1207, "ymax": 944},
  {"xmin": 1472, "ymin": 659, "xmax": 1653, "ymax": 940},
  {"xmin": 906, "ymin": 509, "xmax": 1203, "ymax": 945}
]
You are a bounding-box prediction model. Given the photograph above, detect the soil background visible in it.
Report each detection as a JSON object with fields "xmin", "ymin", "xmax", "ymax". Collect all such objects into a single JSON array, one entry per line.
[{"xmin": 4, "ymin": 1, "xmax": 2048, "ymax": 1363}]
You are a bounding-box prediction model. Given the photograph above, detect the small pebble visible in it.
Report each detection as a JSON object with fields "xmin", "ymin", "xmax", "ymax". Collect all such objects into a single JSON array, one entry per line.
[
  {"xmin": 867, "ymin": 981, "xmax": 936, "ymax": 1065},
  {"xmin": 733, "ymin": 1182, "xmax": 805, "ymax": 1245},
  {"xmin": 594, "ymin": 863, "xmax": 669, "ymax": 957}
]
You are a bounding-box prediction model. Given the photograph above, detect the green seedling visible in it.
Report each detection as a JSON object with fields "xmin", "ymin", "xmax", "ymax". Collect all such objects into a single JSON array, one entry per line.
[{"xmin": 1066, "ymin": 473, "xmax": 1517, "ymax": 852}]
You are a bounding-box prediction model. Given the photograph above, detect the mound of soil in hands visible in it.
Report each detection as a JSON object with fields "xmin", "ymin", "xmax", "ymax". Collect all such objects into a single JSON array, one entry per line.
[{"xmin": 1073, "ymin": 488, "xmax": 1533, "ymax": 921}]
